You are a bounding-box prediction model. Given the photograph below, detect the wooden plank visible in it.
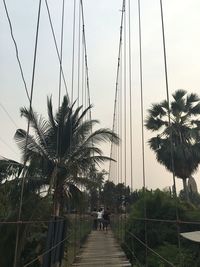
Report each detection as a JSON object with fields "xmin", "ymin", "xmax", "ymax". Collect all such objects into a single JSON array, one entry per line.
[{"xmin": 71, "ymin": 230, "xmax": 131, "ymax": 267}]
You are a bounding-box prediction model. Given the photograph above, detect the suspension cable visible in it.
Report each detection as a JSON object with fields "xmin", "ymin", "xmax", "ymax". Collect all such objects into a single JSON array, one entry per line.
[
  {"xmin": 138, "ymin": 0, "xmax": 148, "ymax": 265},
  {"xmin": 128, "ymin": 0, "xmax": 133, "ymax": 192},
  {"xmin": 123, "ymin": 0, "xmax": 128, "ymax": 242},
  {"xmin": 44, "ymin": 0, "xmax": 69, "ymax": 99},
  {"xmin": 71, "ymin": 0, "xmax": 77, "ymax": 103},
  {"xmin": 3, "ymin": 0, "xmax": 30, "ymax": 101},
  {"xmin": 1, "ymin": 216, "xmax": 200, "ymax": 226},
  {"xmin": 80, "ymin": 0, "xmax": 92, "ymax": 120},
  {"xmin": 123, "ymin": 242, "xmax": 143, "ymax": 267},
  {"xmin": 127, "ymin": 231, "xmax": 175, "ymax": 267},
  {"xmin": 120, "ymin": 52, "xmax": 123, "ymax": 185},
  {"xmin": 159, "ymin": 0, "xmax": 178, "ymax": 201},
  {"xmin": 81, "ymin": 37, "xmax": 85, "ymax": 111},
  {"xmin": 55, "ymin": 0, "xmax": 66, "ymax": 174},
  {"xmin": 0, "ymin": 102, "xmax": 18, "ymax": 128},
  {"xmin": 85, "ymin": 65, "xmax": 87, "ymax": 113},
  {"xmin": 23, "ymin": 232, "xmax": 72, "ymax": 267},
  {"xmin": 13, "ymin": 1, "xmax": 42, "ymax": 266},
  {"xmin": 123, "ymin": 0, "xmax": 127, "ymax": 190},
  {"xmin": 109, "ymin": 0, "xmax": 125, "ymax": 180},
  {"xmin": 0, "ymin": 137, "xmax": 18, "ymax": 155},
  {"xmin": 77, "ymin": 1, "xmax": 81, "ymax": 107},
  {"xmin": 58, "ymin": 0, "xmax": 65, "ymax": 108},
  {"xmin": 159, "ymin": 0, "xmax": 181, "ymax": 263},
  {"xmin": 117, "ymin": 86, "xmax": 120, "ymax": 184},
  {"xmin": 52, "ymin": 0, "xmax": 66, "ymax": 218},
  {"xmin": 119, "ymin": 53, "xmax": 123, "ymax": 238}
]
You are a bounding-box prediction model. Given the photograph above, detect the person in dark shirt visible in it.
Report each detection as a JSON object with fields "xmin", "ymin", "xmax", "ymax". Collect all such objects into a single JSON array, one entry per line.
[
  {"xmin": 91, "ymin": 208, "xmax": 98, "ymax": 230},
  {"xmin": 103, "ymin": 208, "xmax": 110, "ymax": 231}
]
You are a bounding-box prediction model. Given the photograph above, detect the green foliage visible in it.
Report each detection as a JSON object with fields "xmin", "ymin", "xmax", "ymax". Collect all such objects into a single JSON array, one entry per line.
[
  {"xmin": 180, "ymin": 190, "xmax": 200, "ymax": 208},
  {"xmin": 101, "ymin": 181, "xmax": 131, "ymax": 211},
  {"xmin": 86, "ymin": 167, "xmax": 106, "ymax": 210},
  {"xmin": 0, "ymin": 95, "xmax": 119, "ymax": 265},
  {"xmin": 124, "ymin": 189, "xmax": 200, "ymax": 266},
  {"xmin": 147, "ymin": 243, "xmax": 195, "ymax": 267},
  {"xmin": 101, "ymin": 181, "xmax": 116, "ymax": 209},
  {"xmin": 145, "ymin": 90, "xmax": 200, "ymax": 199},
  {"xmin": 0, "ymin": 180, "xmax": 52, "ymax": 267}
]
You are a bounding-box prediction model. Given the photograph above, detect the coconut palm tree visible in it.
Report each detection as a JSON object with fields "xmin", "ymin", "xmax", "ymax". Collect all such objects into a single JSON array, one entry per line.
[
  {"xmin": 10, "ymin": 95, "xmax": 119, "ymax": 216},
  {"xmin": 87, "ymin": 166, "xmax": 107, "ymax": 210},
  {"xmin": 145, "ymin": 90, "xmax": 200, "ymax": 200},
  {"xmin": 0, "ymin": 96, "xmax": 119, "ymax": 265}
]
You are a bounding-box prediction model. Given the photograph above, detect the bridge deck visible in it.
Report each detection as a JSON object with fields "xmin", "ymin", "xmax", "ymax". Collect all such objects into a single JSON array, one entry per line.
[{"xmin": 72, "ymin": 230, "xmax": 131, "ymax": 267}]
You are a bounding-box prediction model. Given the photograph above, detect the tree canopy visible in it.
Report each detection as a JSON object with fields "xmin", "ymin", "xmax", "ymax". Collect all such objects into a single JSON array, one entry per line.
[{"xmin": 145, "ymin": 90, "xmax": 200, "ymax": 199}]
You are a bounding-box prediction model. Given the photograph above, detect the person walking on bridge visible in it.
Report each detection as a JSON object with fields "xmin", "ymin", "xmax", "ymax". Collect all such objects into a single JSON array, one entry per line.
[
  {"xmin": 97, "ymin": 208, "xmax": 104, "ymax": 230},
  {"xmin": 103, "ymin": 208, "xmax": 110, "ymax": 231}
]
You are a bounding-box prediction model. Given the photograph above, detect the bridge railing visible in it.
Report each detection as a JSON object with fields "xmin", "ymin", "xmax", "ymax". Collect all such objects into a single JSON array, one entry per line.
[
  {"xmin": 63, "ymin": 213, "xmax": 92, "ymax": 267},
  {"xmin": 21, "ymin": 213, "xmax": 93, "ymax": 267}
]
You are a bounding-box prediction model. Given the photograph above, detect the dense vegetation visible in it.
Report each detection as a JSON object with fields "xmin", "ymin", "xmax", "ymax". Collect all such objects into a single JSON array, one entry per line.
[
  {"xmin": 0, "ymin": 173, "xmax": 131, "ymax": 266},
  {"xmin": 117, "ymin": 189, "xmax": 200, "ymax": 267},
  {"xmin": 1, "ymin": 90, "xmax": 200, "ymax": 266},
  {"xmin": 0, "ymin": 96, "xmax": 118, "ymax": 266}
]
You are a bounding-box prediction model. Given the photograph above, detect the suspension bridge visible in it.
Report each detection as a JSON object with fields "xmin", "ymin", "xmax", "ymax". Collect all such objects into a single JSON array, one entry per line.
[{"xmin": 1, "ymin": 0, "xmax": 200, "ymax": 266}]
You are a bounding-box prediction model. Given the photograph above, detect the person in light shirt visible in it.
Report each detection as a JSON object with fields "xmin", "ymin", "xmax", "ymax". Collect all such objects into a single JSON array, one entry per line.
[{"xmin": 97, "ymin": 208, "xmax": 104, "ymax": 230}]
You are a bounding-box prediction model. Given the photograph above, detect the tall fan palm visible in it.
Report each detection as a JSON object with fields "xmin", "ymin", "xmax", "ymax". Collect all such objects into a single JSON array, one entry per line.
[
  {"xmin": 12, "ymin": 95, "xmax": 119, "ymax": 215},
  {"xmin": 145, "ymin": 90, "xmax": 200, "ymax": 200}
]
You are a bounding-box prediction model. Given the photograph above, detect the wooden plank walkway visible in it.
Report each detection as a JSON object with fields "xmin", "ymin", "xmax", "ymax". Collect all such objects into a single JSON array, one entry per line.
[{"xmin": 72, "ymin": 230, "xmax": 131, "ymax": 267}]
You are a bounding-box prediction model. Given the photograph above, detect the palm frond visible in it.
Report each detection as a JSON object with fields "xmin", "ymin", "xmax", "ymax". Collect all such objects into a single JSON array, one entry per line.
[
  {"xmin": 14, "ymin": 129, "xmax": 49, "ymax": 162},
  {"xmin": 148, "ymin": 104, "xmax": 166, "ymax": 117},
  {"xmin": 171, "ymin": 98, "xmax": 186, "ymax": 115},
  {"xmin": 20, "ymin": 107, "xmax": 49, "ymax": 150},
  {"xmin": 73, "ymin": 119, "xmax": 99, "ymax": 141},
  {"xmin": 172, "ymin": 89, "xmax": 186, "ymax": 101},
  {"xmin": 71, "ymin": 105, "xmax": 84, "ymax": 128},
  {"xmin": 47, "ymin": 96, "xmax": 56, "ymax": 130},
  {"xmin": 68, "ymin": 176, "xmax": 95, "ymax": 188},
  {"xmin": 82, "ymin": 155, "xmax": 115, "ymax": 166},
  {"xmin": 75, "ymin": 104, "xmax": 93, "ymax": 127},
  {"xmin": 55, "ymin": 95, "xmax": 71, "ymax": 124},
  {"xmin": 0, "ymin": 157, "xmax": 24, "ymax": 180},
  {"xmin": 186, "ymin": 93, "xmax": 200, "ymax": 107},
  {"xmin": 70, "ymin": 146, "xmax": 103, "ymax": 162},
  {"xmin": 148, "ymin": 137, "xmax": 162, "ymax": 151},
  {"xmin": 160, "ymin": 100, "xmax": 169, "ymax": 111},
  {"xmin": 189, "ymin": 103, "xmax": 200, "ymax": 115},
  {"xmin": 145, "ymin": 116, "xmax": 168, "ymax": 131},
  {"xmin": 84, "ymin": 129, "xmax": 119, "ymax": 146}
]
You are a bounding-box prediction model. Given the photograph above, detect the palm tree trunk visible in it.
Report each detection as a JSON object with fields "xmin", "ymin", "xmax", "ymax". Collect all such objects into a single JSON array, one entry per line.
[
  {"xmin": 51, "ymin": 166, "xmax": 62, "ymax": 217},
  {"xmin": 182, "ymin": 178, "xmax": 189, "ymax": 202},
  {"xmin": 54, "ymin": 185, "xmax": 62, "ymax": 217},
  {"xmin": 54, "ymin": 201, "xmax": 60, "ymax": 217}
]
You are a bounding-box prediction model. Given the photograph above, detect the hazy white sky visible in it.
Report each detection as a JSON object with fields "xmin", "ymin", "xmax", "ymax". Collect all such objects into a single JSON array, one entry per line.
[{"xmin": 1, "ymin": 0, "xmax": 200, "ymax": 192}]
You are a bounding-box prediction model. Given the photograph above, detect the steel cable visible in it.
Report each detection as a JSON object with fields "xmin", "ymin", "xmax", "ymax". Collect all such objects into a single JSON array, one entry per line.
[
  {"xmin": 127, "ymin": 231, "xmax": 175, "ymax": 267},
  {"xmin": 108, "ymin": 0, "xmax": 125, "ymax": 180},
  {"xmin": 2, "ymin": 0, "xmax": 30, "ymax": 101},
  {"xmin": 44, "ymin": 0, "xmax": 69, "ymax": 99},
  {"xmin": 13, "ymin": 0, "xmax": 42, "ymax": 266},
  {"xmin": 137, "ymin": 1, "xmax": 148, "ymax": 264},
  {"xmin": 159, "ymin": 0, "xmax": 181, "ymax": 263}
]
